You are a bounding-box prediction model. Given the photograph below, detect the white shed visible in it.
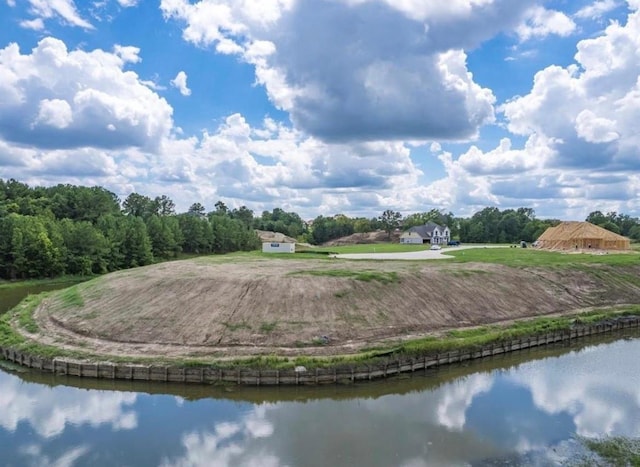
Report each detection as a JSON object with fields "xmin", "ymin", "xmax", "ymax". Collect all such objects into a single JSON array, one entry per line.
[{"xmin": 262, "ymin": 242, "xmax": 296, "ymax": 253}]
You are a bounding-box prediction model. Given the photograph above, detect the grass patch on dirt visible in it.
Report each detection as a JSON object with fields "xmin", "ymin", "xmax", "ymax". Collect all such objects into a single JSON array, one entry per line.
[
  {"xmin": 259, "ymin": 321, "xmax": 278, "ymax": 333},
  {"xmin": 56, "ymin": 286, "xmax": 85, "ymax": 308},
  {"xmin": 222, "ymin": 321, "xmax": 251, "ymax": 331},
  {"xmin": 16, "ymin": 294, "xmax": 43, "ymax": 333},
  {"xmin": 291, "ymin": 269, "xmax": 399, "ymax": 284},
  {"xmin": 579, "ymin": 436, "xmax": 640, "ymax": 466},
  {"xmin": 443, "ymin": 269, "xmax": 489, "ymax": 278}
]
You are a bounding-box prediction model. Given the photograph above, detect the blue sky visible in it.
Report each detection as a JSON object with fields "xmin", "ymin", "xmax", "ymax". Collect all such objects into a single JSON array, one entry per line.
[{"xmin": 1, "ymin": 0, "xmax": 639, "ymax": 220}]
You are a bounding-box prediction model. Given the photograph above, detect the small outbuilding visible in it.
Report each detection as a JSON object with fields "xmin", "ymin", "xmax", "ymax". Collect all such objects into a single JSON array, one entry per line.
[
  {"xmin": 535, "ymin": 221, "xmax": 630, "ymax": 251},
  {"xmin": 262, "ymin": 242, "xmax": 296, "ymax": 253}
]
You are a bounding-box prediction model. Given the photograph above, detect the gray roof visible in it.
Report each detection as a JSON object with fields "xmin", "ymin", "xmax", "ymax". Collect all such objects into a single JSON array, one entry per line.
[{"xmin": 406, "ymin": 222, "xmax": 447, "ymax": 239}]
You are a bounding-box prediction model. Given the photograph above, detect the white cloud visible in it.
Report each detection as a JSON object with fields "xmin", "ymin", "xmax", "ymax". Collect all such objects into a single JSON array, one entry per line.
[
  {"xmin": 26, "ymin": 0, "xmax": 94, "ymax": 29},
  {"xmin": 113, "ymin": 44, "xmax": 141, "ymax": 63},
  {"xmin": 503, "ymin": 7, "xmax": 640, "ymax": 170},
  {"xmin": 34, "ymin": 99, "xmax": 74, "ymax": 129},
  {"xmin": 516, "ymin": 6, "xmax": 576, "ymax": 41},
  {"xmin": 161, "ymin": 0, "xmax": 543, "ymax": 142},
  {"xmin": 574, "ymin": 0, "xmax": 620, "ymax": 20},
  {"xmin": 0, "ymin": 38, "xmax": 173, "ymax": 152},
  {"xmin": 19, "ymin": 18, "xmax": 45, "ymax": 30},
  {"xmin": 575, "ymin": 109, "xmax": 620, "ymax": 143},
  {"xmin": 170, "ymin": 71, "xmax": 192, "ymax": 96},
  {"xmin": 116, "ymin": 0, "xmax": 139, "ymax": 6}
]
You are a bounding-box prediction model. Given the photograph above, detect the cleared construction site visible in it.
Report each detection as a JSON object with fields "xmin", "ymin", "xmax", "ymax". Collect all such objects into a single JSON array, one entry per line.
[{"xmin": 536, "ymin": 221, "xmax": 631, "ymax": 251}]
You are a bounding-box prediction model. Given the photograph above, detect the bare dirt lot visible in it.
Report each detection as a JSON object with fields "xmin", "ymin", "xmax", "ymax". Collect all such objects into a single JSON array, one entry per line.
[{"xmin": 25, "ymin": 256, "xmax": 640, "ymax": 360}]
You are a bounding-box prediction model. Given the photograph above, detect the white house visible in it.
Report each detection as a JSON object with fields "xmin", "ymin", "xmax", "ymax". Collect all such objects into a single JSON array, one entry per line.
[
  {"xmin": 262, "ymin": 242, "xmax": 296, "ymax": 253},
  {"xmin": 400, "ymin": 222, "xmax": 450, "ymax": 245}
]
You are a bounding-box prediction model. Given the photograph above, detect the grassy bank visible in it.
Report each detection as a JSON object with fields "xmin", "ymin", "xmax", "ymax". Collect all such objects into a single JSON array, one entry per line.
[{"xmin": 2, "ymin": 289, "xmax": 639, "ymax": 369}]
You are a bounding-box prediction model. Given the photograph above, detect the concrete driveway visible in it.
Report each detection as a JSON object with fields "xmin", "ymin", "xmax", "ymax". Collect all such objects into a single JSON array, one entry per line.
[{"xmin": 333, "ymin": 245, "xmax": 507, "ymax": 260}]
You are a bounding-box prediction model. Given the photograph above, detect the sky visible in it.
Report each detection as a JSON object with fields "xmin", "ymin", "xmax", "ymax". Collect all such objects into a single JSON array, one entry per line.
[{"xmin": 0, "ymin": 0, "xmax": 639, "ymax": 220}]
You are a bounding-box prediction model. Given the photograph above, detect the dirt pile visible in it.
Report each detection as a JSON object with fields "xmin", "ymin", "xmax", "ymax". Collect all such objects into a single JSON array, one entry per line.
[
  {"xmin": 25, "ymin": 258, "xmax": 640, "ymax": 359},
  {"xmin": 323, "ymin": 230, "xmax": 401, "ymax": 246},
  {"xmin": 255, "ymin": 230, "xmax": 298, "ymax": 243}
]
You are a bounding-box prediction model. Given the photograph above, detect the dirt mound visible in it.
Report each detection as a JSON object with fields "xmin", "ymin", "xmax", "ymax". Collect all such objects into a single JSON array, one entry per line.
[
  {"xmin": 255, "ymin": 230, "xmax": 297, "ymax": 243},
  {"xmin": 25, "ymin": 258, "xmax": 640, "ymax": 360},
  {"xmin": 323, "ymin": 230, "xmax": 401, "ymax": 246}
]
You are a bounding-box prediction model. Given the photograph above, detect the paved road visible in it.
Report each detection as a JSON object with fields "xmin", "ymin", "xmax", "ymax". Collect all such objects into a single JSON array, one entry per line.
[{"xmin": 334, "ymin": 245, "xmax": 508, "ymax": 261}]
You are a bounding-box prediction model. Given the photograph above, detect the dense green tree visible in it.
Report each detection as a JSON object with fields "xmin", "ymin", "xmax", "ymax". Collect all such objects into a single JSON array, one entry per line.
[
  {"xmin": 3, "ymin": 215, "xmax": 63, "ymax": 278},
  {"xmin": 121, "ymin": 216, "xmax": 154, "ymax": 267},
  {"xmin": 178, "ymin": 214, "xmax": 211, "ymax": 253},
  {"xmin": 59, "ymin": 219, "xmax": 109, "ymax": 275},
  {"xmin": 154, "ymin": 195, "xmax": 176, "ymax": 216},
  {"xmin": 586, "ymin": 210, "xmax": 608, "ymax": 226},
  {"xmin": 188, "ymin": 202, "xmax": 206, "ymax": 218},
  {"xmin": 254, "ymin": 208, "xmax": 306, "ymax": 238},
  {"xmin": 48, "ymin": 185, "xmax": 120, "ymax": 222},
  {"xmin": 230, "ymin": 205, "xmax": 254, "ymax": 227},
  {"xmin": 629, "ymin": 225, "xmax": 640, "ymax": 241},
  {"xmin": 146, "ymin": 215, "xmax": 181, "ymax": 259},
  {"xmin": 601, "ymin": 221, "xmax": 621, "ymax": 234},
  {"xmin": 353, "ymin": 217, "xmax": 374, "ymax": 233},
  {"xmin": 122, "ymin": 193, "xmax": 156, "ymax": 218},
  {"xmin": 379, "ymin": 209, "xmax": 402, "ymax": 239}
]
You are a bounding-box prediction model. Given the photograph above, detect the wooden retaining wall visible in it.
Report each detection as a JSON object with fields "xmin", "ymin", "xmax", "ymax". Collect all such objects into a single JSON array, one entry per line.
[{"xmin": 2, "ymin": 317, "xmax": 639, "ymax": 386}]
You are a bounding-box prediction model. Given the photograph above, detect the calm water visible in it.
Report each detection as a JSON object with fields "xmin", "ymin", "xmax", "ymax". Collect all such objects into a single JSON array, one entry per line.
[
  {"xmin": 1, "ymin": 333, "xmax": 639, "ymax": 467},
  {"xmin": 0, "ymin": 281, "xmax": 82, "ymax": 314},
  {"xmin": 2, "ymin": 285, "xmax": 640, "ymax": 466}
]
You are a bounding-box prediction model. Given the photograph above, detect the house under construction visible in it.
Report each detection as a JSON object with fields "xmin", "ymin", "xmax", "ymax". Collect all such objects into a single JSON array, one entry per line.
[{"xmin": 535, "ymin": 221, "xmax": 630, "ymax": 251}]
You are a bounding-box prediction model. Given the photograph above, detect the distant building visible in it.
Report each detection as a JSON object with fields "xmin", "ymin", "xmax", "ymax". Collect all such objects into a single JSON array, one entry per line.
[
  {"xmin": 400, "ymin": 222, "xmax": 450, "ymax": 245},
  {"xmin": 536, "ymin": 221, "xmax": 630, "ymax": 250},
  {"xmin": 262, "ymin": 242, "xmax": 296, "ymax": 253}
]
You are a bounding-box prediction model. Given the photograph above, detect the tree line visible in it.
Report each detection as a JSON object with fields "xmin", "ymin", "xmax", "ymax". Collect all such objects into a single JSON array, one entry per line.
[
  {"xmin": 2, "ymin": 178, "xmax": 638, "ymax": 279},
  {"xmin": 0, "ymin": 179, "xmax": 259, "ymax": 280}
]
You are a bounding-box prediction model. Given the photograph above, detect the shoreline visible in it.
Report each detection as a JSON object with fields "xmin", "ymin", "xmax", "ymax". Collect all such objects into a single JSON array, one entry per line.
[{"xmin": 2, "ymin": 309, "xmax": 639, "ymax": 385}]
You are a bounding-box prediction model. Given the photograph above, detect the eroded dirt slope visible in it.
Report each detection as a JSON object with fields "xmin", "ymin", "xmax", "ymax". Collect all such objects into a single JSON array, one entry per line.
[{"xmin": 30, "ymin": 258, "xmax": 640, "ymax": 358}]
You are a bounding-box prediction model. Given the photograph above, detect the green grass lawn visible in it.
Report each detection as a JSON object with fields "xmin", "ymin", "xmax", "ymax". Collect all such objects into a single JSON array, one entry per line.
[
  {"xmin": 447, "ymin": 247, "xmax": 640, "ymax": 267},
  {"xmin": 200, "ymin": 243, "xmax": 640, "ymax": 267}
]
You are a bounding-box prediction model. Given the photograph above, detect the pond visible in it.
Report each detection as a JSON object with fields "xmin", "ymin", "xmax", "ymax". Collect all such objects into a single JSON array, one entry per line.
[
  {"xmin": 0, "ymin": 280, "xmax": 85, "ymax": 314},
  {"xmin": 1, "ymin": 331, "xmax": 639, "ymax": 466}
]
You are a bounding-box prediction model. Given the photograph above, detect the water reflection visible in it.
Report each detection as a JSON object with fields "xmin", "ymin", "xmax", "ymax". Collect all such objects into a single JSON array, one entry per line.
[
  {"xmin": 0, "ymin": 333, "xmax": 638, "ymax": 466},
  {"xmin": 18, "ymin": 444, "xmax": 89, "ymax": 467},
  {"xmin": 0, "ymin": 371, "xmax": 137, "ymax": 438},
  {"xmin": 508, "ymin": 338, "xmax": 640, "ymax": 438},
  {"xmin": 161, "ymin": 405, "xmax": 279, "ymax": 467}
]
